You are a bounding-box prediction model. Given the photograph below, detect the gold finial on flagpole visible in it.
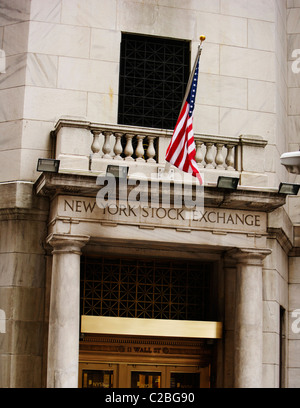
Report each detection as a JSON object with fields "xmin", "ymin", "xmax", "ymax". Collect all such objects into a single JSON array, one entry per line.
[
  {"xmin": 199, "ymin": 36, "xmax": 206, "ymax": 52},
  {"xmin": 199, "ymin": 35, "xmax": 206, "ymax": 47}
]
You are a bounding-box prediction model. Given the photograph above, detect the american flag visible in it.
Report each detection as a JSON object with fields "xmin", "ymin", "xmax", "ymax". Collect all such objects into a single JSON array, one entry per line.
[{"xmin": 165, "ymin": 57, "xmax": 203, "ymax": 184}]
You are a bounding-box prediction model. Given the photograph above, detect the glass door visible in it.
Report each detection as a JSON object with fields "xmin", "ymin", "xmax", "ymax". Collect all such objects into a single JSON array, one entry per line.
[
  {"xmin": 131, "ymin": 370, "xmax": 162, "ymax": 388},
  {"xmin": 79, "ymin": 363, "xmax": 118, "ymax": 388},
  {"xmin": 167, "ymin": 365, "xmax": 210, "ymax": 388},
  {"xmin": 124, "ymin": 364, "xmax": 210, "ymax": 388},
  {"xmin": 170, "ymin": 372, "xmax": 200, "ymax": 388},
  {"xmin": 125, "ymin": 365, "xmax": 167, "ymax": 388}
]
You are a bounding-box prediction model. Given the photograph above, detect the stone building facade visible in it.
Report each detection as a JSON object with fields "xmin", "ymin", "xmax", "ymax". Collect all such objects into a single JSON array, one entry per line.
[{"xmin": 0, "ymin": 0, "xmax": 299, "ymax": 388}]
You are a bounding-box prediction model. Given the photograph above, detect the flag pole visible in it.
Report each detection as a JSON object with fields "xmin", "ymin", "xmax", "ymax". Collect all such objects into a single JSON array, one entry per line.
[
  {"xmin": 164, "ymin": 35, "xmax": 206, "ymax": 175},
  {"xmin": 180, "ymin": 35, "xmax": 205, "ymax": 113}
]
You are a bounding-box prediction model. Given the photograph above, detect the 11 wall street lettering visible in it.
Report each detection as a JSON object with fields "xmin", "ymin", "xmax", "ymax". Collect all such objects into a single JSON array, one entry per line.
[{"xmin": 54, "ymin": 196, "xmax": 267, "ymax": 234}]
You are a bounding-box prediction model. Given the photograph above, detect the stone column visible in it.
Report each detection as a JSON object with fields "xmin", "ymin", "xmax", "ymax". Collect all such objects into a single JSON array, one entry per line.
[
  {"xmin": 46, "ymin": 233, "xmax": 90, "ymax": 388},
  {"xmin": 229, "ymin": 248, "xmax": 271, "ymax": 388}
]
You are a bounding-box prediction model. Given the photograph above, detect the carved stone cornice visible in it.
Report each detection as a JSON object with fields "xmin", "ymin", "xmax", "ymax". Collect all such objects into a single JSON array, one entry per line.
[
  {"xmin": 268, "ymin": 227, "xmax": 293, "ymax": 254},
  {"xmin": 34, "ymin": 172, "xmax": 286, "ymax": 213}
]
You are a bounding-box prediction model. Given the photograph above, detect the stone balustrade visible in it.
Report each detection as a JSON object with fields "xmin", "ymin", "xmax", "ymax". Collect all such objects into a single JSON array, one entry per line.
[
  {"xmin": 90, "ymin": 129, "xmax": 158, "ymax": 163},
  {"xmin": 90, "ymin": 128, "xmax": 239, "ymax": 170},
  {"xmin": 52, "ymin": 118, "xmax": 268, "ymax": 185}
]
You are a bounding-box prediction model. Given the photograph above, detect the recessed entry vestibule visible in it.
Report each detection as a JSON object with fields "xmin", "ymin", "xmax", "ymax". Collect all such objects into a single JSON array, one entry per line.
[{"xmin": 78, "ymin": 251, "xmax": 222, "ymax": 388}]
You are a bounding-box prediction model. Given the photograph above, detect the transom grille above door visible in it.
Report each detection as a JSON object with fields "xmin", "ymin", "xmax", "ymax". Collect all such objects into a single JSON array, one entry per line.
[{"xmin": 80, "ymin": 256, "xmax": 213, "ymax": 321}]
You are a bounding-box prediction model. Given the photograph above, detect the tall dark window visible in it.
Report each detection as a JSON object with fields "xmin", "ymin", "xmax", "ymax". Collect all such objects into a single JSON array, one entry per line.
[{"xmin": 118, "ymin": 33, "xmax": 190, "ymax": 130}]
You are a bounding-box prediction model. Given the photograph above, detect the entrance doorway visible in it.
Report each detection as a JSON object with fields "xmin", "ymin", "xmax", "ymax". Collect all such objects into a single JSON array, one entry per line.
[
  {"xmin": 79, "ymin": 255, "xmax": 219, "ymax": 388},
  {"xmin": 79, "ymin": 362, "xmax": 210, "ymax": 388},
  {"xmin": 79, "ymin": 333, "xmax": 215, "ymax": 388}
]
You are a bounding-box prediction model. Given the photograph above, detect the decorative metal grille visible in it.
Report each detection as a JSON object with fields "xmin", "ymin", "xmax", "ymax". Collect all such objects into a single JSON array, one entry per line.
[
  {"xmin": 80, "ymin": 257, "xmax": 213, "ymax": 321},
  {"xmin": 118, "ymin": 34, "xmax": 190, "ymax": 130}
]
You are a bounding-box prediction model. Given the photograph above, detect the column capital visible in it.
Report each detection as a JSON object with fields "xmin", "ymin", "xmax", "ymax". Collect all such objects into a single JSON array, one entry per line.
[
  {"xmin": 227, "ymin": 247, "xmax": 271, "ymax": 266},
  {"xmin": 46, "ymin": 233, "xmax": 90, "ymax": 255}
]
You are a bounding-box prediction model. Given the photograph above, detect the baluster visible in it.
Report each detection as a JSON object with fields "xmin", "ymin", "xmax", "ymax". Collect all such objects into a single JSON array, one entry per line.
[
  {"xmin": 215, "ymin": 143, "xmax": 225, "ymax": 169},
  {"xmin": 204, "ymin": 142, "xmax": 214, "ymax": 168},
  {"xmin": 124, "ymin": 133, "xmax": 134, "ymax": 161},
  {"xmin": 113, "ymin": 132, "xmax": 123, "ymax": 160},
  {"xmin": 102, "ymin": 131, "xmax": 112, "ymax": 158},
  {"xmin": 195, "ymin": 140, "xmax": 204, "ymax": 168},
  {"xmin": 146, "ymin": 136, "xmax": 156, "ymax": 163},
  {"xmin": 225, "ymin": 144, "xmax": 235, "ymax": 171},
  {"xmin": 91, "ymin": 130, "xmax": 102, "ymax": 156},
  {"xmin": 135, "ymin": 135, "xmax": 145, "ymax": 162}
]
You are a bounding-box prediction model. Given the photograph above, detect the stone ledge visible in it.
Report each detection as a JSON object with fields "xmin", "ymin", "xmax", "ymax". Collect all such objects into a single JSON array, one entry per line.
[
  {"xmin": 34, "ymin": 172, "xmax": 286, "ymax": 213},
  {"xmin": 0, "ymin": 181, "xmax": 49, "ymax": 213}
]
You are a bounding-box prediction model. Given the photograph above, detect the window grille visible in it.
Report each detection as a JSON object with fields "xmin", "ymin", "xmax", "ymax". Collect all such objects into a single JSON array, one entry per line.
[
  {"xmin": 80, "ymin": 256, "xmax": 213, "ymax": 321},
  {"xmin": 118, "ymin": 34, "xmax": 190, "ymax": 130}
]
